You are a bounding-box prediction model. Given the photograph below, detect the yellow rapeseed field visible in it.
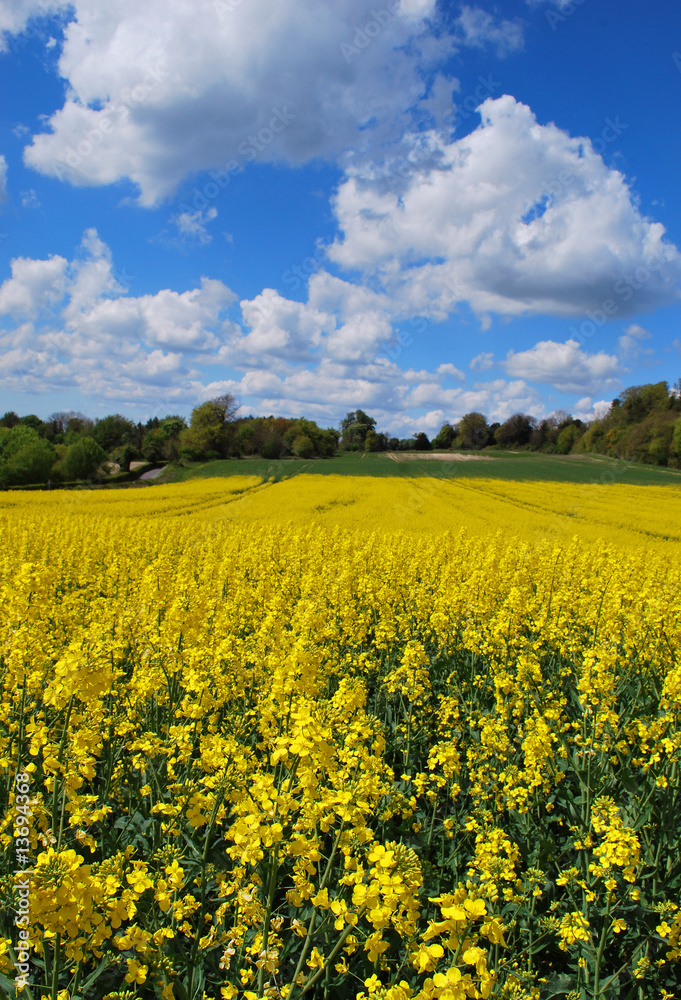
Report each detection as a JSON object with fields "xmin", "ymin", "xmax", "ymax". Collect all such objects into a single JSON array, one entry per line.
[{"xmin": 1, "ymin": 475, "xmax": 681, "ymax": 1000}]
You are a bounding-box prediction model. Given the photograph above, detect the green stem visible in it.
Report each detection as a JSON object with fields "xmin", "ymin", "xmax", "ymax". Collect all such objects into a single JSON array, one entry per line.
[
  {"xmin": 188, "ymin": 786, "xmax": 225, "ymax": 997},
  {"xmin": 257, "ymin": 845, "xmax": 280, "ymax": 997},
  {"xmin": 593, "ymin": 889, "xmax": 614, "ymax": 998},
  {"xmin": 291, "ymin": 910, "xmax": 366, "ymax": 1000},
  {"xmin": 50, "ymin": 933, "xmax": 61, "ymax": 1000},
  {"xmin": 50, "ymin": 696, "xmax": 74, "ymax": 842}
]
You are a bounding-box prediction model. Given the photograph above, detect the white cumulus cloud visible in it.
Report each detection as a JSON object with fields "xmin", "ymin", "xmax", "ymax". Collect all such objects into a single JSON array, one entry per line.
[
  {"xmin": 470, "ymin": 351, "xmax": 494, "ymax": 371},
  {"xmin": 618, "ymin": 323, "xmax": 653, "ymax": 360},
  {"xmin": 454, "ymin": 5, "xmax": 524, "ymax": 57},
  {"xmin": 502, "ymin": 338, "xmax": 621, "ymax": 395},
  {"xmin": 18, "ymin": 0, "xmax": 464, "ymax": 204},
  {"xmin": 0, "ymin": 230, "xmax": 237, "ymax": 401},
  {"xmin": 328, "ymin": 96, "xmax": 681, "ymax": 320}
]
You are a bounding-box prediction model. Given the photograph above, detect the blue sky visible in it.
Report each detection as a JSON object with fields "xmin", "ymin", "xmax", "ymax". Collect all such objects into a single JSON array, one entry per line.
[{"xmin": 1, "ymin": 0, "xmax": 680, "ymax": 435}]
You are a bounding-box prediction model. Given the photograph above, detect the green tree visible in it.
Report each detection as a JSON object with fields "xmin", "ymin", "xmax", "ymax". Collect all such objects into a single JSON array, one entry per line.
[
  {"xmin": 670, "ymin": 416, "xmax": 681, "ymax": 467},
  {"xmin": 19, "ymin": 414, "xmax": 45, "ymax": 435},
  {"xmin": 413, "ymin": 432, "xmax": 431, "ymax": 451},
  {"xmin": 291, "ymin": 434, "xmax": 314, "ymax": 458},
  {"xmin": 61, "ymin": 437, "xmax": 107, "ymax": 480},
  {"xmin": 339, "ymin": 411, "xmax": 376, "ymax": 451},
  {"xmin": 93, "ymin": 414, "xmax": 137, "ymax": 452},
  {"xmin": 285, "ymin": 418, "xmax": 339, "ymax": 458},
  {"xmin": 556, "ymin": 423, "xmax": 581, "ymax": 454},
  {"xmin": 364, "ymin": 430, "xmax": 388, "ymax": 452},
  {"xmin": 0, "ymin": 426, "xmax": 56, "ymax": 486},
  {"xmin": 64, "ymin": 414, "xmax": 95, "ymax": 444},
  {"xmin": 142, "ymin": 416, "xmax": 187, "ymax": 462},
  {"xmin": 432, "ymin": 423, "xmax": 456, "ymax": 450},
  {"xmin": 619, "ymin": 382, "xmax": 669, "ymax": 423},
  {"xmin": 181, "ymin": 395, "xmax": 239, "ymax": 459},
  {"xmin": 458, "ymin": 412, "xmax": 489, "ymax": 450},
  {"xmin": 495, "ymin": 413, "xmax": 535, "ymax": 448}
]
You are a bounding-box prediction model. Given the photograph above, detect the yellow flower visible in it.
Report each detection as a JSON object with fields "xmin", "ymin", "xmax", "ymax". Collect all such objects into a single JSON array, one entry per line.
[
  {"xmin": 124, "ymin": 959, "xmax": 148, "ymax": 985},
  {"xmin": 306, "ymin": 947, "xmax": 325, "ymax": 969}
]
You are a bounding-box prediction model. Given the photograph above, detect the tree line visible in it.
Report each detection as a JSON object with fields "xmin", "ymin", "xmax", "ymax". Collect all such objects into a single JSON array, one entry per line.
[{"xmin": 1, "ymin": 381, "xmax": 680, "ymax": 487}]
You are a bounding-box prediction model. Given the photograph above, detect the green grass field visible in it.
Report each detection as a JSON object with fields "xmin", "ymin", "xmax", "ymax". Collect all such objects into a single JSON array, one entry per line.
[{"xmin": 156, "ymin": 449, "xmax": 681, "ymax": 486}]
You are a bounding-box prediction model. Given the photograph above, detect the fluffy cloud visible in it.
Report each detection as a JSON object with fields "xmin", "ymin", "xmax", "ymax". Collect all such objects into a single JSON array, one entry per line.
[
  {"xmin": 20, "ymin": 189, "xmax": 40, "ymax": 208},
  {"xmin": 618, "ymin": 323, "xmax": 653, "ymax": 361},
  {"xmin": 502, "ymin": 338, "xmax": 621, "ymax": 394},
  {"xmin": 172, "ymin": 207, "xmax": 218, "ymax": 245},
  {"xmin": 572, "ymin": 396, "xmax": 612, "ymax": 422},
  {"xmin": 436, "ymin": 362, "xmax": 466, "ymax": 380},
  {"xmin": 470, "ymin": 351, "xmax": 494, "ymax": 371},
  {"xmin": 0, "ymin": 253, "xmax": 68, "ymax": 316},
  {"xmin": 329, "ymin": 96, "xmax": 681, "ymax": 319},
  {"xmin": 0, "ymin": 0, "xmax": 62, "ymax": 50},
  {"xmin": 0, "ymin": 231, "xmax": 552, "ymax": 428},
  {"xmin": 17, "ymin": 0, "xmax": 468, "ymax": 204},
  {"xmin": 0, "ymin": 230, "xmax": 237, "ymax": 400},
  {"xmin": 454, "ymin": 5, "xmax": 523, "ymax": 57},
  {"xmin": 238, "ymin": 289, "xmax": 333, "ymax": 361}
]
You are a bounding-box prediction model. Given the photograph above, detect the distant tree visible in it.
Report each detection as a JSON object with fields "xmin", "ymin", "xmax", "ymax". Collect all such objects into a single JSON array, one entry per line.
[
  {"xmin": 285, "ymin": 418, "xmax": 338, "ymax": 458},
  {"xmin": 181, "ymin": 394, "xmax": 240, "ymax": 459},
  {"xmin": 0, "ymin": 425, "xmax": 44, "ymax": 461},
  {"xmin": 291, "ymin": 434, "xmax": 314, "ymax": 458},
  {"xmin": 432, "ymin": 423, "xmax": 456, "ymax": 450},
  {"xmin": 364, "ymin": 429, "xmax": 388, "ymax": 452},
  {"xmin": 387, "ymin": 437, "xmax": 400, "ymax": 451},
  {"xmin": 142, "ymin": 416, "xmax": 187, "ymax": 462},
  {"xmin": 556, "ymin": 423, "xmax": 582, "ymax": 454},
  {"xmin": 0, "ymin": 425, "xmax": 57, "ymax": 486},
  {"xmin": 61, "ymin": 438, "xmax": 107, "ymax": 481},
  {"xmin": 618, "ymin": 382, "xmax": 669, "ymax": 424},
  {"xmin": 64, "ymin": 414, "xmax": 95, "ymax": 444},
  {"xmin": 457, "ymin": 412, "xmax": 489, "ymax": 450},
  {"xmin": 340, "ymin": 410, "xmax": 376, "ymax": 451},
  {"xmin": 0, "ymin": 412, "xmax": 20, "ymax": 429},
  {"xmin": 93, "ymin": 414, "xmax": 137, "ymax": 452},
  {"xmin": 670, "ymin": 416, "xmax": 681, "ymax": 467},
  {"xmin": 495, "ymin": 413, "xmax": 535, "ymax": 448},
  {"xmin": 413, "ymin": 432, "xmax": 431, "ymax": 451},
  {"xmin": 44, "ymin": 411, "xmax": 82, "ymax": 444},
  {"xmin": 18, "ymin": 414, "xmax": 45, "ymax": 435}
]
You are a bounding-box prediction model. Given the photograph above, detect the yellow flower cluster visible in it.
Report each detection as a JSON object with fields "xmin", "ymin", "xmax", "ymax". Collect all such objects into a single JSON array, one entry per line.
[{"xmin": 1, "ymin": 475, "xmax": 680, "ymax": 999}]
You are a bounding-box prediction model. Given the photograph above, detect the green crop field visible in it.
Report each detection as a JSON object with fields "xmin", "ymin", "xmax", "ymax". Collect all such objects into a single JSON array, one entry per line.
[{"xmin": 156, "ymin": 449, "xmax": 681, "ymax": 487}]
